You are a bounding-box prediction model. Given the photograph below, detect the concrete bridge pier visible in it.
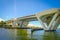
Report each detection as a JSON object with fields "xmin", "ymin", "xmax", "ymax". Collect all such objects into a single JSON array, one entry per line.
[
  {"xmin": 12, "ymin": 19, "xmax": 18, "ymax": 27},
  {"xmin": 20, "ymin": 20, "xmax": 29, "ymax": 28},
  {"xmin": 17, "ymin": 20, "xmax": 29, "ymax": 28},
  {"xmin": 12, "ymin": 20, "xmax": 29, "ymax": 28},
  {"xmin": 36, "ymin": 10, "xmax": 60, "ymax": 31},
  {"xmin": 17, "ymin": 21, "xmax": 24, "ymax": 27},
  {"xmin": 36, "ymin": 16, "xmax": 47, "ymax": 30},
  {"xmin": 44, "ymin": 13, "xmax": 58, "ymax": 31},
  {"xmin": 49, "ymin": 15, "xmax": 60, "ymax": 31}
]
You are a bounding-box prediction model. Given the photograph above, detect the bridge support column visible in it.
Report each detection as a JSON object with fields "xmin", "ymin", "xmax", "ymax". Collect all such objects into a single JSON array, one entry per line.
[
  {"xmin": 48, "ymin": 13, "xmax": 58, "ymax": 30},
  {"xmin": 36, "ymin": 15, "xmax": 47, "ymax": 30},
  {"xmin": 17, "ymin": 21, "xmax": 24, "ymax": 28},
  {"xmin": 36, "ymin": 12, "xmax": 59, "ymax": 31},
  {"xmin": 21, "ymin": 20, "xmax": 29, "ymax": 28},
  {"xmin": 17, "ymin": 20, "xmax": 29, "ymax": 28},
  {"xmin": 47, "ymin": 13, "xmax": 58, "ymax": 31},
  {"xmin": 50, "ymin": 16, "xmax": 60, "ymax": 30},
  {"xmin": 12, "ymin": 20, "xmax": 17, "ymax": 27}
]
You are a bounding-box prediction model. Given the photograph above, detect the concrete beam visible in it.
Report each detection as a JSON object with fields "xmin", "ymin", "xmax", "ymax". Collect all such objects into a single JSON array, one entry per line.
[{"xmin": 48, "ymin": 13, "xmax": 58, "ymax": 30}]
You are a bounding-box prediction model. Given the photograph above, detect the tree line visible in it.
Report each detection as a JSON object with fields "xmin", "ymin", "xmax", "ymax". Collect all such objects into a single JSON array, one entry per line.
[{"xmin": 0, "ymin": 21, "xmax": 12, "ymax": 28}]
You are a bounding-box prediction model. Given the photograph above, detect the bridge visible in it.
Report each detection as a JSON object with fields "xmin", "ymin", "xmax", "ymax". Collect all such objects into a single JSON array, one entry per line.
[{"xmin": 6, "ymin": 8, "xmax": 60, "ymax": 31}]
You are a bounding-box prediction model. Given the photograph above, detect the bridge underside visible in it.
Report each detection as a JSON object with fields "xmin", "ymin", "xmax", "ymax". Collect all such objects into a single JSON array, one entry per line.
[
  {"xmin": 12, "ymin": 18, "xmax": 37, "ymax": 28},
  {"xmin": 12, "ymin": 8, "xmax": 60, "ymax": 31}
]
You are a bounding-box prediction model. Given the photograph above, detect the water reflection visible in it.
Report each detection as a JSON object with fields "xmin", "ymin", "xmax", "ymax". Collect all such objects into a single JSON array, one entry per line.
[
  {"xmin": 16, "ymin": 29, "xmax": 28, "ymax": 40},
  {"xmin": 0, "ymin": 28, "xmax": 60, "ymax": 40},
  {"xmin": 42, "ymin": 31, "xmax": 60, "ymax": 40},
  {"xmin": 31, "ymin": 30, "xmax": 60, "ymax": 40}
]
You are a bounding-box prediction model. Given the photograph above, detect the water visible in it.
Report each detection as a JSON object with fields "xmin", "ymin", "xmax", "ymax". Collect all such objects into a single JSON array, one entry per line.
[{"xmin": 0, "ymin": 28, "xmax": 60, "ymax": 40}]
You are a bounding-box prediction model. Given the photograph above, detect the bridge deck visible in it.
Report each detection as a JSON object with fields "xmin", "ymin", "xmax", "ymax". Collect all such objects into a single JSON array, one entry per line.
[{"xmin": 17, "ymin": 14, "xmax": 36, "ymax": 20}]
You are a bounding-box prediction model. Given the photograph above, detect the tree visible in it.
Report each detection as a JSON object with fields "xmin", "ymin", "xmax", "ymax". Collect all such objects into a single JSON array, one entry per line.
[{"xmin": 0, "ymin": 21, "xmax": 6, "ymax": 27}]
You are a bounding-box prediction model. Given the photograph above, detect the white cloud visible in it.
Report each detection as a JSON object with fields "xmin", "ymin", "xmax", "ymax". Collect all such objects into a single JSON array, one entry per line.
[
  {"xmin": 0, "ymin": 18, "xmax": 4, "ymax": 22},
  {"xmin": 27, "ymin": 24, "xmax": 42, "ymax": 27},
  {"xmin": 28, "ymin": 24, "xmax": 36, "ymax": 27}
]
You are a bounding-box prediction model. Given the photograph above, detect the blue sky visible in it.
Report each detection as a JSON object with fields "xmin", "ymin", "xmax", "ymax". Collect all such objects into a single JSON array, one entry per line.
[{"xmin": 0, "ymin": 0, "xmax": 60, "ymax": 27}]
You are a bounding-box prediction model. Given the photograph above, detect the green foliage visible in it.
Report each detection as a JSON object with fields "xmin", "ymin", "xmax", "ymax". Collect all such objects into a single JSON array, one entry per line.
[
  {"xmin": 0, "ymin": 21, "xmax": 12, "ymax": 28},
  {"xmin": 0, "ymin": 21, "xmax": 6, "ymax": 27}
]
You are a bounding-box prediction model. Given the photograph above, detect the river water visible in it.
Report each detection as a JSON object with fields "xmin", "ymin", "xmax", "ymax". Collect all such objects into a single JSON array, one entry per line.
[{"xmin": 0, "ymin": 28, "xmax": 60, "ymax": 40}]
